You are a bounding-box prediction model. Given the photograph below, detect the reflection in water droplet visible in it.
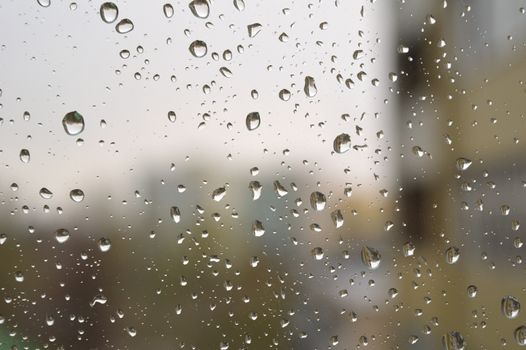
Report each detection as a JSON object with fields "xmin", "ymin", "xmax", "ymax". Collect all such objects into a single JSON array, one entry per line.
[
  {"xmin": 515, "ymin": 326, "xmax": 526, "ymax": 346},
  {"xmin": 442, "ymin": 331, "xmax": 465, "ymax": 350},
  {"xmin": 62, "ymin": 111, "xmax": 85, "ymax": 136},
  {"xmin": 100, "ymin": 2, "xmax": 118, "ymax": 23},
  {"xmin": 37, "ymin": 0, "xmax": 51, "ymax": 8},
  {"xmin": 163, "ymin": 3, "xmax": 174, "ymax": 18},
  {"xmin": 247, "ymin": 23, "xmax": 262, "ymax": 37},
  {"xmin": 189, "ymin": 40, "xmax": 207, "ymax": 57},
  {"xmin": 310, "ymin": 191, "xmax": 326, "ymax": 211},
  {"xmin": 55, "ymin": 229, "xmax": 70, "ymax": 243},
  {"xmin": 502, "ymin": 296, "xmax": 521, "ymax": 319},
  {"xmin": 252, "ymin": 220, "xmax": 265, "ymax": 237},
  {"xmin": 115, "ymin": 19, "xmax": 134, "ymax": 34},
  {"xmin": 246, "ymin": 112, "xmax": 261, "ymax": 131},
  {"xmin": 39, "ymin": 188, "xmax": 53, "ymax": 199},
  {"xmin": 189, "ymin": 0, "xmax": 209, "ymax": 18},
  {"xmin": 304, "ymin": 76, "xmax": 317, "ymax": 97},
  {"xmin": 19, "ymin": 149, "xmax": 30, "ymax": 163},
  {"xmin": 333, "ymin": 133, "xmax": 351, "ymax": 153},
  {"xmin": 361, "ymin": 246, "xmax": 381, "ymax": 269},
  {"xmin": 98, "ymin": 238, "xmax": 111, "ymax": 252},
  {"xmin": 70, "ymin": 189, "xmax": 84, "ymax": 202},
  {"xmin": 445, "ymin": 246, "xmax": 460, "ymax": 264}
]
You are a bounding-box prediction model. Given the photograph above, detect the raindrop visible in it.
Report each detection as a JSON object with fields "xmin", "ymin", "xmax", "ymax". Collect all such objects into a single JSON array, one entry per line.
[
  {"xmin": 19, "ymin": 149, "xmax": 30, "ymax": 163},
  {"xmin": 515, "ymin": 326, "xmax": 526, "ymax": 346},
  {"xmin": 247, "ymin": 23, "xmax": 262, "ymax": 37},
  {"xmin": 233, "ymin": 0, "xmax": 245, "ymax": 11},
  {"xmin": 163, "ymin": 3, "xmax": 174, "ymax": 18},
  {"xmin": 100, "ymin": 2, "xmax": 118, "ymax": 23},
  {"xmin": 248, "ymin": 181, "xmax": 262, "ymax": 200},
  {"xmin": 311, "ymin": 247, "xmax": 324, "ymax": 260},
  {"xmin": 456, "ymin": 158, "xmax": 472, "ymax": 171},
  {"xmin": 14, "ymin": 271, "xmax": 24, "ymax": 283},
  {"xmin": 170, "ymin": 206, "xmax": 181, "ymax": 223},
  {"xmin": 304, "ymin": 76, "xmax": 317, "ymax": 97},
  {"xmin": 467, "ymin": 285, "xmax": 478, "ymax": 298},
  {"xmin": 333, "ymin": 133, "xmax": 351, "ymax": 153},
  {"xmin": 252, "ymin": 220, "xmax": 265, "ymax": 237},
  {"xmin": 279, "ymin": 89, "xmax": 291, "ymax": 101},
  {"xmin": 361, "ymin": 246, "xmax": 381, "ymax": 269},
  {"xmin": 212, "ymin": 187, "xmax": 226, "ymax": 201},
  {"xmin": 445, "ymin": 246, "xmax": 460, "ymax": 264},
  {"xmin": 62, "ymin": 111, "xmax": 85, "ymax": 136},
  {"xmin": 310, "ymin": 191, "xmax": 326, "ymax": 211},
  {"xmin": 502, "ymin": 296, "xmax": 520, "ymax": 319},
  {"xmin": 442, "ymin": 331, "xmax": 465, "ymax": 350},
  {"xmin": 189, "ymin": 0, "xmax": 209, "ymax": 19},
  {"xmin": 37, "ymin": 0, "xmax": 51, "ymax": 7},
  {"xmin": 55, "ymin": 229, "xmax": 70, "ymax": 244},
  {"xmin": 246, "ymin": 112, "xmax": 261, "ymax": 131},
  {"xmin": 70, "ymin": 189, "xmax": 84, "ymax": 202},
  {"xmin": 189, "ymin": 40, "xmax": 207, "ymax": 57},
  {"xmin": 402, "ymin": 242, "xmax": 415, "ymax": 257},
  {"xmin": 330, "ymin": 209, "xmax": 344, "ymax": 228},
  {"xmin": 98, "ymin": 238, "xmax": 111, "ymax": 252},
  {"xmin": 39, "ymin": 188, "xmax": 53, "ymax": 199},
  {"xmin": 115, "ymin": 19, "xmax": 134, "ymax": 34},
  {"xmin": 168, "ymin": 111, "xmax": 177, "ymax": 123}
]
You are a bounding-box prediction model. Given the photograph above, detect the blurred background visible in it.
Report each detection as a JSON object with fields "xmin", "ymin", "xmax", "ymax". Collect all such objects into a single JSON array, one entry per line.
[{"xmin": 0, "ymin": 0, "xmax": 526, "ymax": 349}]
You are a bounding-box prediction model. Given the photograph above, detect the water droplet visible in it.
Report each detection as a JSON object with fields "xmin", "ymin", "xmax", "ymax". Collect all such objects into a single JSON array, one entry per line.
[
  {"xmin": 333, "ymin": 133, "xmax": 351, "ymax": 153},
  {"xmin": 311, "ymin": 247, "xmax": 324, "ymax": 260},
  {"xmin": 456, "ymin": 158, "xmax": 472, "ymax": 171},
  {"xmin": 39, "ymin": 188, "xmax": 53, "ymax": 199},
  {"xmin": 252, "ymin": 220, "xmax": 265, "ymax": 237},
  {"xmin": 402, "ymin": 242, "xmax": 415, "ymax": 257},
  {"xmin": 274, "ymin": 181, "xmax": 288, "ymax": 197},
  {"xmin": 70, "ymin": 189, "xmax": 84, "ymax": 202},
  {"xmin": 310, "ymin": 191, "xmax": 326, "ymax": 211},
  {"xmin": 212, "ymin": 187, "xmax": 226, "ymax": 201},
  {"xmin": 304, "ymin": 76, "xmax": 317, "ymax": 97},
  {"xmin": 445, "ymin": 246, "xmax": 460, "ymax": 264},
  {"xmin": 279, "ymin": 89, "xmax": 291, "ymax": 101},
  {"xmin": 170, "ymin": 206, "xmax": 181, "ymax": 223},
  {"xmin": 248, "ymin": 181, "xmax": 262, "ymax": 200},
  {"xmin": 19, "ymin": 149, "xmax": 30, "ymax": 163},
  {"xmin": 361, "ymin": 246, "xmax": 381, "ymax": 269},
  {"xmin": 163, "ymin": 3, "xmax": 174, "ymax": 18},
  {"xmin": 442, "ymin": 331, "xmax": 465, "ymax": 350},
  {"xmin": 189, "ymin": 0, "xmax": 209, "ymax": 18},
  {"xmin": 14, "ymin": 271, "xmax": 24, "ymax": 283},
  {"xmin": 467, "ymin": 285, "xmax": 478, "ymax": 298},
  {"xmin": 247, "ymin": 23, "xmax": 262, "ymax": 37},
  {"xmin": 126, "ymin": 326, "xmax": 137, "ymax": 337},
  {"xmin": 168, "ymin": 111, "xmax": 177, "ymax": 123},
  {"xmin": 90, "ymin": 294, "xmax": 108, "ymax": 306},
  {"xmin": 189, "ymin": 40, "xmax": 207, "ymax": 57},
  {"xmin": 62, "ymin": 111, "xmax": 85, "ymax": 136},
  {"xmin": 246, "ymin": 112, "xmax": 261, "ymax": 131},
  {"xmin": 502, "ymin": 296, "xmax": 521, "ymax": 319},
  {"xmin": 98, "ymin": 238, "xmax": 111, "ymax": 252},
  {"xmin": 115, "ymin": 19, "xmax": 134, "ymax": 34},
  {"xmin": 515, "ymin": 326, "xmax": 526, "ymax": 346},
  {"xmin": 233, "ymin": 0, "xmax": 245, "ymax": 11},
  {"xmin": 100, "ymin": 2, "xmax": 118, "ymax": 23},
  {"xmin": 55, "ymin": 229, "xmax": 70, "ymax": 243},
  {"xmin": 330, "ymin": 209, "xmax": 344, "ymax": 228},
  {"xmin": 37, "ymin": 0, "xmax": 51, "ymax": 8},
  {"xmin": 388, "ymin": 288, "xmax": 398, "ymax": 299}
]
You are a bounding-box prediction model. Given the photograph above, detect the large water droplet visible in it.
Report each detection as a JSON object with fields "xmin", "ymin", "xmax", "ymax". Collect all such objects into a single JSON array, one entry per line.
[
  {"xmin": 70, "ymin": 189, "xmax": 84, "ymax": 202},
  {"xmin": 98, "ymin": 237, "xmax": 111, "ymax": 252},
  {"xmin": 19, "ymin": 149, "xmax": 30, "ymax": 163},
  {"xmin": 361, "ymin": 246, "xmax": 381, "ymax": 269},
  {"xmin": 246, "ymin": 112, "xmax": 261, "ymax": 131},
  {"xmin": 310, "ymin": 191, "xmax": 326, "ymax": 211},
  {"xmin": 62, "ymin": 111, "xmax": 85, "ymax": 136},
  {"xmin": 279, "ymin": 89, "xmax": 291, "ymax": 101},
  {"xmin": 333, "ymin": 133, "xmax": 351, "ymax": 153},
  {"xmin": 248, "ymin": 181, "xmax": 262, "ymax": 200},
  {"xmin": 189, "ymin": 0, "xmax": 209, "ymax": 18},
  {"xmin": 115, "ymin": 19, "xmax": 134, "ymax": 34},
  {"xmin": 233, "ymin": 0, "xmax": 245, "ymax": 11},
  {"xmin": 247, "ymin": 23, "xmax": 262, "ymax": 38},
  {"xmin": 304, "ymin": 76, "xmax": 317, "ymax": 97},
  {"xmin": 467, "ymin": 285, "xmax": 478, "ymax": 298},
  {"xmin": 330, "ymin": 209, "xmax": 344, "ymax": 228},
  {"xmin": 189, "ymin": 40, "xmax": 207, "ymax": 57},
  {"xmin": 39, "ymin": 188, "xmax": 53, "ymax": 199},
  {"xmin": 445, "ymin": 246, "xmax": 460, "ymax": 264},
  {"xmin": 212, "ymin": 187, "xmax": 226, "ymax": 201},
  {"xmin": 55, "ymin": 229, "xmax": 70, "ymax": 243},
  {"xmin": 37, "ymin": 0, "xmax": 51, "ymax": 8},
  {"xmin": 170, "ymin": 206, "xmax": 181, "ymax": 223},
  {"xmin": 442, "ymin": 331, "xmax": 465, "ymax": 350},
  {"xmin": 311, "ymin": 247, "xmax": 324, "ymax": 260},
  {"xmin": 100, "ymin": 2, "xmax": 118, "ymax": 23},
  {"xmin": 515, "ymin": 326, "xmax": 526, "ymax": 346},
  {"xmin": 252, "ymin": 220, "xmax": 265, "ymax": 237},
  {"xmin": 502, "ymin": 296, "xmax": 521, "ymax": 319},
  {"xmin": 163, "ymin": 3, "xmax": 174, "ymax": 18},
  {"xmin": 456, "ymin": 157, "xmax": 472, "ymax": 171}
]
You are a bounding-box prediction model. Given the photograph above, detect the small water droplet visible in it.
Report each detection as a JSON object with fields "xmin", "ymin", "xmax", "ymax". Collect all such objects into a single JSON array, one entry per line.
[
  {"xmin": 70, "ymin": 189, "xmax": 84, "ymax": 202},
  {"xmin": 39, "ymin": 188, "xmax": 53, "ymax": 199},
  {"xmin": 311, "ymin": 247, "xmax": 324, "ymax": 260},
  {"xmin": 37, "ymin": 0, "xmax": 51, "ymax": 8},
  {"xmin": 304, "ymin": 76, "xmax": 317, "ymax": 97},
  {"xmin": 310, "ymin": 191, "xmax": 326, "ymax": 211},
  {"xmin": 189, "ymin": 40, "xmax": 207, "ymax": 57},
  {"xmin": 62, "ymin": 111, "xmax": 85, "ymax": 136},
  {"xmin": 515, "ymin": 326, "xmax": 526, "ymax": 346},
  {"xmin": 212, "ymin": 187, "xmax": 226, "ymax": 201},
  {"xmin": 333, "ymin": 133, "xmax": 351, "ymax": 153},
  {"xmin": 233, "ymin": 0, "xmax": 245, "ymax": 11},
  {"xmin": 55, "ymin": 229, "xmax": 70, "ymax": 244},
  {"xmin": 170, "ymin": 206, "xmax": 181, "ymax": 223},
  {"xmin": 445, "ymin": 246, "xmax": 460, "ymax": 264},
  {"xmin": 100, "ymin": 2, "xmax": 118, "ymax": 23},
  {"xmin": 442, "ymin": 331, "xmax": 465, "ymax": 350},
  {"xmin": 247, "ymin": 23, "xmax": 262, "ymax": 37},
  {"xmin": 279, "ymin": 89, "xmax": 291, "ymax": 101},
  {"xmin": 19, "ymin": 149, "xmax": 30, "ymax": 163},
  {"xmin": 456, "ymin": 158, "xmax": 472, "ymax": 171},
  {"xmin": 502, "ymin": 296, "xmax": 521, "ymax": 319},
  {"xmin": 189, "ymin": 0, "xmax": 209, "ymax": 18},
  {"xmin": 252, "ymin": 220, "xmax": 265, "ymax": 237},
  {"xmin": 115, "ymin": 18, "xmax": 134, "ymax": 34},
  {"xmin": 163, "ymin": 3, "xmax": 174, "ymax": 18},
  {"xmin": 248, "ymin": 181, "xmax": 262, "ymax": 200},
  {"xmin": 246, "ymin": 112, "xmax": 261, "ymax": 131},
  {"xmin": 14, "ymin": 271, "xmax": 24, "ymax": 283},
  {"xmin": 361, "ymin": 246, "xmax": 381, "ymax": 269},
  {"xmin": 467, "ymin": 285, "xmax": 478, "ymax": 298},
  {"xmin": 98, "ymin": 237, "xmax": 111, "ymax": 252}
]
